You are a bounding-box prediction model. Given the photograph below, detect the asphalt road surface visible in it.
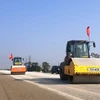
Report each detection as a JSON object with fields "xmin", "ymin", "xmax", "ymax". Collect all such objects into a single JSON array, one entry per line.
[
  {"xmin": 0, "ymin": 70, "xmax": 100, "ymax": 100},
  {"xmin": 0, "ymin": 72, "xmax": 70, "ymax": 100}
]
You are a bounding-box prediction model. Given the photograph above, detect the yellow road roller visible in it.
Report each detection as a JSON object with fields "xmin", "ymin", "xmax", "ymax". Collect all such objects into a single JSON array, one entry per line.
[{"xmin": 59, "ymin": 40, "xmax": 100, "ymax": 83}]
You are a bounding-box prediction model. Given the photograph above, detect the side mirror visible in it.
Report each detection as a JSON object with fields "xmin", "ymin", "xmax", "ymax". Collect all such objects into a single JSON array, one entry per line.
[
  {"xmin": 93, "ymin": 42, "xmax": 96, "ymax": 47},
  {"xmin": 68, "ymin": 52, "xmax": 72, "ymax": 56}
]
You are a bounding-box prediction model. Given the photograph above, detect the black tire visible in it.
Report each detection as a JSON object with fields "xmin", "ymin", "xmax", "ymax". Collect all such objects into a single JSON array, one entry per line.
[
  {"xmin": 56, "ymin": 72, "xmax": 58, "ymax": 74},
  {"xmin": 67, "ymin": 75, "xmax": 73, "ymax": 83},
  {"xmin": 59, "ymin": 62, "xmax": 68, "ymax": 80}
]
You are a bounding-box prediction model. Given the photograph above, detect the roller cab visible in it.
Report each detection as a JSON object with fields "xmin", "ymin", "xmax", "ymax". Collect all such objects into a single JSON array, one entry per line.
[
  {"xmin": 11, "ymin": 57, "xmax": 26, "ymax": 75},
  {"xmin": 60, "ymin": 40, "xmax": 100, "ymax": 83}
]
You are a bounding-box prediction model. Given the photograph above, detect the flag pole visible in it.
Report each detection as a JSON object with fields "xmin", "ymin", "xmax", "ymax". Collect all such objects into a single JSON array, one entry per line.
[
  {"xmin": 86, "ymin": 26, "xmax": 90, "ymax": 57},
  {"xmin": 88, "ymin": 35, "xmax": 90, "ymax": 56},
  {"xmin": 89, "ymin": 35, "xmax": 91, "ymax": 57},
  {"xmin": 89, "ymin": 35, "xmax": 90, "ymax": 45}
]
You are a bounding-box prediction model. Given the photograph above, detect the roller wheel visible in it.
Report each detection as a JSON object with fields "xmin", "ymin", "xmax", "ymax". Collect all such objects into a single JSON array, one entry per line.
[{"xmin": 60, "ymin": 62, "xmax": 68, "ymax": 80}]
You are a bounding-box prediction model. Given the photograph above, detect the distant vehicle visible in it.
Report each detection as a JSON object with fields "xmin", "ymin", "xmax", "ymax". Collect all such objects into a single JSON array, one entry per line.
[
  {"xmin": 11, "ymin": 57, "xmax": 26, "ymax": 75},
  {"xmin": 51, "ymin": 66, "xmax": 60, "ymax": 74}
]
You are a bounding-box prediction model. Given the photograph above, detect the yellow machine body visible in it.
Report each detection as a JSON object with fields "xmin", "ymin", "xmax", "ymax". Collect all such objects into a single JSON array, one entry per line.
[{"xmin": 64, "ymin": 58, "xmax": 100, "ymax": 83}]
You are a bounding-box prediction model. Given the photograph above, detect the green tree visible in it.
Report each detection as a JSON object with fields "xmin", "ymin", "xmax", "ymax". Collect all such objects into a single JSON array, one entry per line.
[
  {"xmin": 24, "ymin": 61, "xmax": 42, "ymax": 72},
  {"xmin": 24, "ymin": 61, "xmax": 32, "ymax": 71},
  {"xmin": 42, "ymin": 62, "xmax": 50, "ymax": 73},
  {"xmin": 31, "ymin": 62, "xmax": 42, "ymax": 72}
]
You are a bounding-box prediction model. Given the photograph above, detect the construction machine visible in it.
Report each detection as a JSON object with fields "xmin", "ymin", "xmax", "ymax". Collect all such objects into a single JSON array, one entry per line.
[
  {"xmin": 60, "ymin": 40, "xmax": 100, "ymax": 83},
  {"xmin": 11, "ymin": 57, "xmax": 26, "ymax": 75}
]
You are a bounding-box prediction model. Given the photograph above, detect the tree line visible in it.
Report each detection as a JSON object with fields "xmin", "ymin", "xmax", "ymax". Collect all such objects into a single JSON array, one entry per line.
[
  {"xmin": 24, "ymin": 61, "xmax": 51, "ymax": 73},
  {"xmin": 91, "ymin": 53, "xmax": 100, "ymax": 58}
]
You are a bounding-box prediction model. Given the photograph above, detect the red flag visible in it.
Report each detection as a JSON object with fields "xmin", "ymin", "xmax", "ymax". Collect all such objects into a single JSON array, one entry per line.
[
  {"xmin": 86, "ymin": 26, "xmax": 90, "ymax": 37},
  {"xmin": 9, "ymin": 54, "xmax": 13, "ymax": 60}
]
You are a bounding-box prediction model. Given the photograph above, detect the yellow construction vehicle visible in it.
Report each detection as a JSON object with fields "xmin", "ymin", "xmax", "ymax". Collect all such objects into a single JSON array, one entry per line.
[
  {"xmin": 11, "ymin": 57, "xmax": 26, "ymax": 75},
  {"xmin": 59, "ymin": 40, "xmax": 100, "ymax": 83}
]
